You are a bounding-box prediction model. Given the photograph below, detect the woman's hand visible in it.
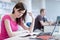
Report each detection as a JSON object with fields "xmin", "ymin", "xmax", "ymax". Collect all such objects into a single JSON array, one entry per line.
[{"xmin": 28, "ymin": 12, "xmax": 34, "ymax": 19}]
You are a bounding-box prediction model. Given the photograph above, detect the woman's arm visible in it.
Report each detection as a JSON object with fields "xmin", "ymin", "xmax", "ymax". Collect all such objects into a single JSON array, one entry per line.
[
  {"xmin": 4, "ymin": 19, "xmax": 15, "ymax": 37},
  {"xmin": 4, "ymin": 19, "xmax": 28, "ymax": 37},
  {"xmin": 28, "ymin": 12, "xmax": 35, "ymax": 33},
  {"xmin": 20, "ymin": 12, "xmax": 35, "ymax": 33}
]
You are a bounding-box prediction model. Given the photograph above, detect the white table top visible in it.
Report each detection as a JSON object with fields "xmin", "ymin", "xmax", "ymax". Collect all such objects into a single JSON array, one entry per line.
[
  {"xmin": 4, "ymin": 32, "xmax": 60, "ymax": 40},
  {"xmin": 4, "ymin": 32, "xmax": 40, "ymax": 40}
]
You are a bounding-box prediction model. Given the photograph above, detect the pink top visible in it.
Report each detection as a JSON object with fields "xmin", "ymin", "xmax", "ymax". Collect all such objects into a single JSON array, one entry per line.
[{"xmin": 1, "ymin": 15, "xmax": 18, "ymax": 39}]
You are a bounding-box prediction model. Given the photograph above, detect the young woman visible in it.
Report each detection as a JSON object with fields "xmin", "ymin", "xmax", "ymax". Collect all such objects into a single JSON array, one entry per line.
[{"xmin": 1, "ymin": 2, "xmax": 35, "ymax": 39}]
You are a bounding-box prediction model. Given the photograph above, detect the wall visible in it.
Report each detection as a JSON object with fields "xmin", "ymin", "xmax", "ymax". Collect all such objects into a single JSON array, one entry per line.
[
  {"xmin": 32, "ymin": 0, "xmax": 42, "ymax": 18},
  {"xmin": 46, "ymin": 0, "xmax": 60, "ymax": 22}
]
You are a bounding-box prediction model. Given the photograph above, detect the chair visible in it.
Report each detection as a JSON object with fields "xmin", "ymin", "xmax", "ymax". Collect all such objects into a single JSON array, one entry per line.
[{"xmin": 26, "ymin": 22, "xmax": 31, "ymax": 27}]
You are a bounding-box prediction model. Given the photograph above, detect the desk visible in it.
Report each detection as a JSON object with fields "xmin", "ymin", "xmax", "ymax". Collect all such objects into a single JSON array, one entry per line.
[
  {"xmin": 4, "ymin": 34, "xmax": 60, "ymax": 40},
  {"xmin": 4, "ymin": 35, "xmax": 42, "ymax": 40},
  {"xmin": 5, "ymin": 36, "xmax": 30, "ymax": 40},
  {"xmin": 44, "ymin": 26, "xmax": 60, "ymax": 33},
  {"xmin": 4, "ymin": 32, "xmax": 60, "ymax": 40},
  {"xmin": 4, "ymin": 32, "xmax": 40, "ymax": 40}
]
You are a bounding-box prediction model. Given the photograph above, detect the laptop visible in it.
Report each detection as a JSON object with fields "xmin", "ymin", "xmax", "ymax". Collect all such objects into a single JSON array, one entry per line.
[{"xmin": 37, "ymin": 25, "xmax": 56, "ymax": 36}]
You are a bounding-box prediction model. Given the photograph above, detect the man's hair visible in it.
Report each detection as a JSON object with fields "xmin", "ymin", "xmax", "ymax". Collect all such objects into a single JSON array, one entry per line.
[{"xmin": 40, "ymin": 9, "xmax": 45, "ymax": 14}]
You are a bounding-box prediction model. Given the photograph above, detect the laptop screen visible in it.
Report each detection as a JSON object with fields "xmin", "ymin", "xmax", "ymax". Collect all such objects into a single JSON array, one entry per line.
[{"xmin": 56, "ymin": 16, "xmax": 60, "ymax": 25}]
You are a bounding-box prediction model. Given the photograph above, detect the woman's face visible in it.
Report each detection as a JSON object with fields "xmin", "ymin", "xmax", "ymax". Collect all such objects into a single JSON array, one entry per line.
[{"xmin": 14, "ymin": 8, "xmax": 25, "ymax": 18}]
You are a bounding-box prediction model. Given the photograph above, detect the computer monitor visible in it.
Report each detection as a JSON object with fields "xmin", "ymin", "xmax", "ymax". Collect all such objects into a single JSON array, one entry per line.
[{"xmin": 56, "ymin": 16, "xmax": 60, "ymax": 25}]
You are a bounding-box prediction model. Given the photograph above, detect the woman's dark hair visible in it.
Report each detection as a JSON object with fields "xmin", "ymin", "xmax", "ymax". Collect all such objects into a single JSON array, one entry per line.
[
  {"xmin": 12, "ymin": 2, "xmax": 27, "ymax": 24},
  {"xmin": 40, "ymin": 9, "xmax": 45, "ymax": 14}
]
